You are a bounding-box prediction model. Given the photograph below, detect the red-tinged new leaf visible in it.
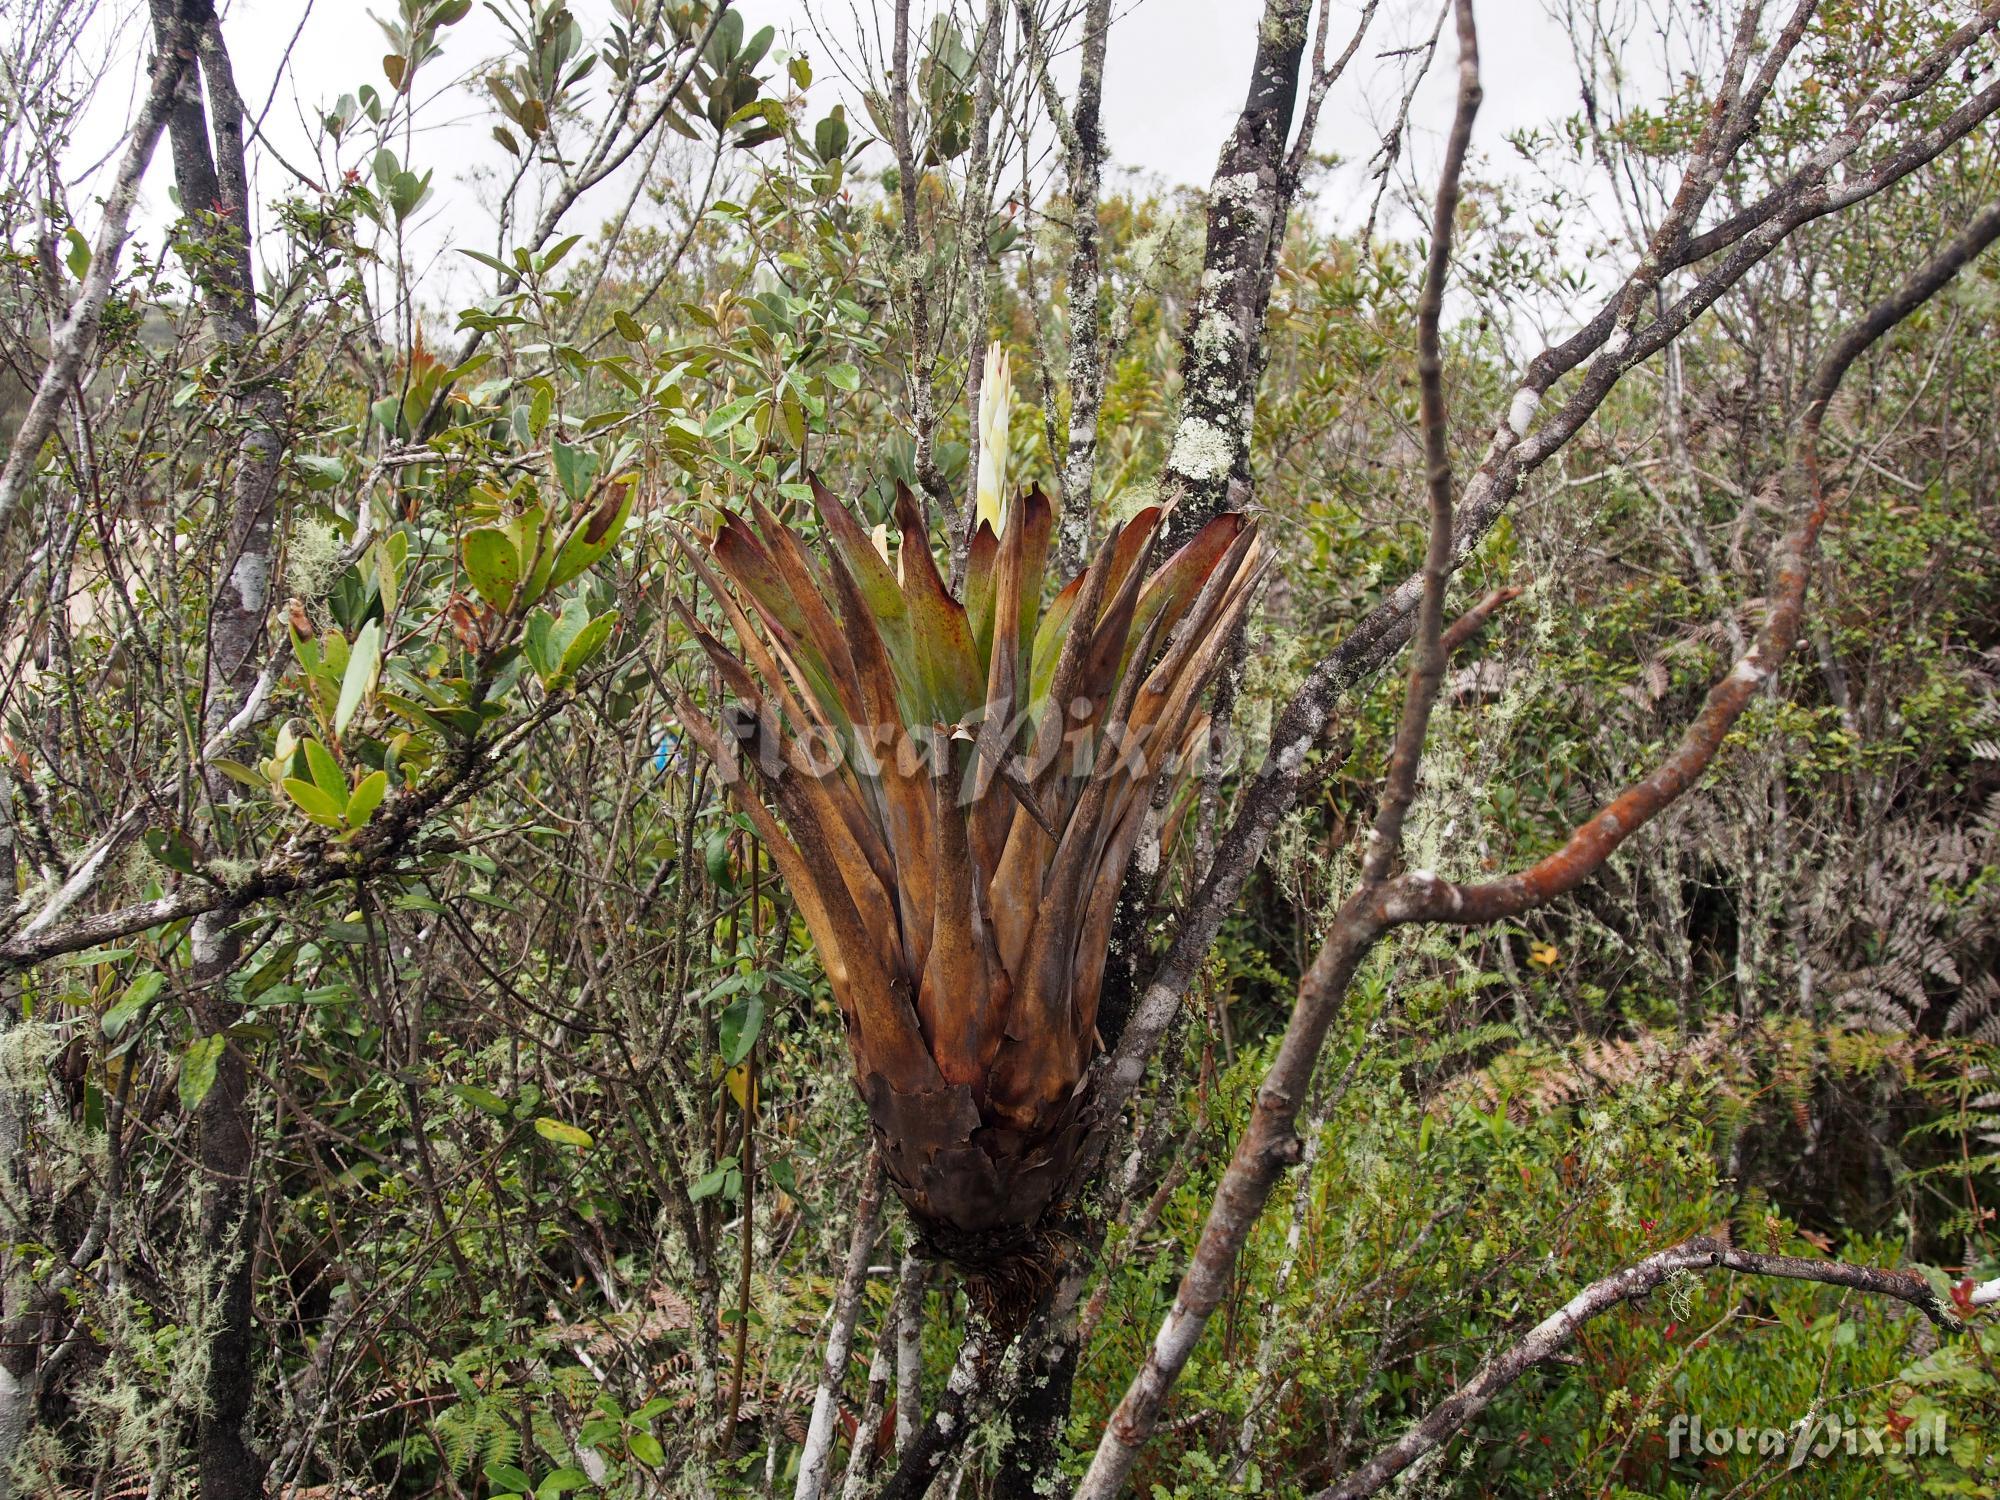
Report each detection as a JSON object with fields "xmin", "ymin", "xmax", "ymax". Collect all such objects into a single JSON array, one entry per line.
[
  {"xmin": 806, "ymin": 477, "xmax": 920, "ymax": 715},
  {"xmin": 964, "ymin": 520, "xmax": 999, "ymax": 669},
  {"xmin": 894, "ymin": 483, "xmax": 984, "ymax": 723}
]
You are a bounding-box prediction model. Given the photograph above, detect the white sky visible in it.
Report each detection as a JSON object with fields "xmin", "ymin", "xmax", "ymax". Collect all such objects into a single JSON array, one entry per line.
[{"xmin": 63, "ymin": 0, "xmax": 1593, "ymax": 295}]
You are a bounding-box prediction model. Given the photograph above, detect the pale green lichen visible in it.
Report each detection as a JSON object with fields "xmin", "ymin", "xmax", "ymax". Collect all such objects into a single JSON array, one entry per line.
[
  {"xmin": 1193, "ymin": 310, "xmax": 1237, "ymax": 360},
  {"xmin": 121, "ymin": 839, "xmax": 170, "ymax": 899},
  {"xmin": 0, "ymin": 1021, "xmax": 61, "ymax": 1094},
  {"xmin": 1214, "ymin": 170, "xmax": 1262, "ymax": 202},
  {"xmin": 1168, "ymin": 416, "xmax": 1235, "ymax": 481},
  {"xmin": 206, "ymin": 856, "xmax": 257, "ymax": 886},
  {"xmin": 283, "ymin": 517, "xmax": 343, "ymax": 602}
]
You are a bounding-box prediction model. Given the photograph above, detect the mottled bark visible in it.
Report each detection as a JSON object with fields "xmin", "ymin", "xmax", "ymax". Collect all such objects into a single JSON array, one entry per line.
[
  {"xmin": 147, "ymin": 9, "xmax": 282, "ymax": 1494},
  {"xmin": 1014, "ymin": 0, "xmax": 1115, "ymax": 575},
  {"xmin": 993, "ymin": 1304, "xmax": 1078, "ymax": 1499},
  {"xmin": 1155, "ymin": 0, "xmax": 1311, "ymax": 554},
  {"xmin": 189, "ymin": 943, "xmax": 261, "ymax": 1500},
  {"xmin": 1069, "ymin": 0, "xmax": 1361, "ymax": 1259},
  {"xmin": 893, "ymin": 1251, "xmax": 927, "ymax": 1456},
  {"xmin": 794, "ymin": 1154, "xmax": 885, "ymax": 1500},
  {"xmin": 1057, "ymin": 0, "xmax": 1110, "ymax": 574},
  {"xmin": 837, "ymin": 1316, "xmax": 893, "ymax": 1500},
  {"xmin": 872, "ymin": 1312, "xmax": 1005, "ymax": 1500}
]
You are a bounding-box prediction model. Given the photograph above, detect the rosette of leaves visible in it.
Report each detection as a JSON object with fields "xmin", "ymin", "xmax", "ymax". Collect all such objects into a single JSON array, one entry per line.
[{"xmin": 670, "ymin": 480, "xmax": 1262, "ymax": 1262}]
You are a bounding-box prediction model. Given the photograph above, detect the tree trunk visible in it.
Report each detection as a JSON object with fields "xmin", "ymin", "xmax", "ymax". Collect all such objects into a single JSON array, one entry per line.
[
  {"xmin": 993, "ymin": 1316, "xmax": 1079, "ymax": 1499},
  {"xmin": 147, "ymin": 6, "xmax": 282, "ymax": 1494},
  {"xmin": 190, "ymin": 920, "xmax": 264, "ymax": 1500},
  {"xmin": 0, "ymin": 999, "xmax": 34, "ymax": 1500},
  {"xmin": 1156, "ymin": 0, "xmax": 1311, "ymax": 554}
]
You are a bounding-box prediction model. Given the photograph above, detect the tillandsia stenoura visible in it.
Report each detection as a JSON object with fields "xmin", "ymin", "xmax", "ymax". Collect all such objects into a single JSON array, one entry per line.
[{"xmin": 669, "ymin": 475, "xmax": 1262, "ymax": 1270}]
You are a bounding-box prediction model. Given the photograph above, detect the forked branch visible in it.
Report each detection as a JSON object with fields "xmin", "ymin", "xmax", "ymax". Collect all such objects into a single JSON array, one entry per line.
[
  {"xmin": 1090, "ymin": 0, "xmax": 2000, "ymax": 1163},
  {"xmin": 0, "ymin": 21, "xmax": 191, "ymax": 532},
  {"xmin": 1070, "ymin": 2, "xmax": 1482, "ymax": 1492},
  {"xmin": 1076, "ymin": 76, "xmax": 2000, "ymax": 1500}
]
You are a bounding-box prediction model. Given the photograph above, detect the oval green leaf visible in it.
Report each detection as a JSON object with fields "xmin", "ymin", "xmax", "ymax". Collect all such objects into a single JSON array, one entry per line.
[
  {"xmin": 334, "ymin": 620, "xmax": 380, "ymax": 737},
  {"xmin": 533, "ymin": 1116, "xmax": 593, "ymax": 1149},
  {"xmin": 463, "ymin": 528, "xmax": 521, "ymax": 612}
]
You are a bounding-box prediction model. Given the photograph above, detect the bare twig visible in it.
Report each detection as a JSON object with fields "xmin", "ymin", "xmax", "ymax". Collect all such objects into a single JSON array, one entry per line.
[
  {"xmin": 1087, "ymin": 3, "xmax": 2000, "ymax": 1172},
  {"xmin": 1072, "ymin": 4, "xmax": 1482, "ymax": 1491},
  {"xmin": 1094, "ymin": 179, "xmax": 2000, "ymax": 1500},
  {"xmin": 794, "ymin": 1151, "xmax": 886, "ymax": 1500},
  {"xmin": 0, "ymin": 23, "xmax": 189, "ymax": 531},
  {"xmin": 1318, "ymin": 1235, "xmax": 1960, "ymax": 1500}
]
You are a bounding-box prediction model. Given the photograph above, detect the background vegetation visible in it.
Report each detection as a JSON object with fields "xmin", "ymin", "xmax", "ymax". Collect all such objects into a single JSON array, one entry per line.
[{"xmin": 0, "ymin": 0, "xmax": 1996, "ymax": 1496}]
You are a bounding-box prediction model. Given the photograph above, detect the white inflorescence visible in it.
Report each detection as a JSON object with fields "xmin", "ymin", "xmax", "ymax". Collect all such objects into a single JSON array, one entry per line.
[
  {"xmin": 975, "ymin": 345, "xmax": 1013, "ymax": 535},
  {"xmin": 1506, "ymin": 386, "xmax": 1541, "ymax": 438}
]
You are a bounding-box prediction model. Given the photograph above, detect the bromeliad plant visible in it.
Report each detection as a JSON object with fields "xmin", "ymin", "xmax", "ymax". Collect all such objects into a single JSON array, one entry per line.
[{"xmin": 671, "ymin": 481, "xmax": 1261, "ymax": 1262}]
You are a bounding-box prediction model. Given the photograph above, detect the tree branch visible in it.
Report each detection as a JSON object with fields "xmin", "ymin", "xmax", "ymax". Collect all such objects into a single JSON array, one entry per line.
[
  {"xmin": 1086, "ymin": 6, "xmax": 2000, "ymax": 1164},
  {"xmin": 1155, "ymin": 0, "xmax": 1313, "ymax": 553},
  {"xmin": 1076, "ymin": 107, "xmax": 2000, "ymax": 1500},
  {"xmin": 1438, "ymin": 584, "xmax": 1523, "ymax": 653},
  {"xmin": 886, "ymin": 0, "xmax": 951, "ymax": 522},
  {"xmin": 420, "ymin": 4, "xmax": 732, "ymax": 436},
  {"xmin": 1392, "ymin": 195, "xmax": 2000, "ymax": 929},
  {"xmin": 794, "ymin": 1151, "xmax": 886, "ymax": 1500},
  {"xmin": 0, "ymin": 673, "xmax": 592, "ymax": 973},
  {"xmin": 1071, "ymin": 5, "xmax": 1481, "ymax": 1491},
  {"xmin": 1049, "ymin": 0, "xmax": 1114, "ymax": 574},
  {"xmin": 0, "ymin": 20, "xmax": 191, "ymax": 533},
  {"xmin": 950, "ymin": 0, "xmax": 1011, "ymax": 586},
  {"xmin": 1317, "ymin": 1235, "xmax": 1961, "ymax": 1500}
]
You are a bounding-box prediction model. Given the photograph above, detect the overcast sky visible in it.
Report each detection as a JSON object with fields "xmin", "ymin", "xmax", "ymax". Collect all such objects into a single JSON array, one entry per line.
[{"xmin": 68, "ymin": 0, "xmax": 1601, "ymax": 306}]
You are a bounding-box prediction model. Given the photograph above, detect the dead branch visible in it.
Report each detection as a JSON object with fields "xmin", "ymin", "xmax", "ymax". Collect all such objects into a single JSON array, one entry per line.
[
  {"xmin": 0, "ymin": 20, "xmax": 191, "ymax": 532},
  {"xmin": 1088, "ymin": 4, "xmax": 2000, "ymax": 1176},
  {"xmin": 795, "ymin": 1152, "xmax": 887, "ymax": 1500},
  {"xmin": 1316, "ymin": 1234, "xmax": 1959, "ymax": 1500},
  {"xmin": 1073, "ymin": 0, "xmax": 1482, "ymax": 1490}
]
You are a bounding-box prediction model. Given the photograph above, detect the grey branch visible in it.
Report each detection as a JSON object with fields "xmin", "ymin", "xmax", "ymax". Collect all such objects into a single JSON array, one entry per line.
[
  {"xmin": 794, "ymin": 1152, "xmax": 886, "ymax": 1500},
  {"xmin": 0, "ymin": 25, "xmax": 190, "ymax": 532},
  {"xmin": 1317, "ymin": 1236, "xmax": 1960, "ymax": 1500}
]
